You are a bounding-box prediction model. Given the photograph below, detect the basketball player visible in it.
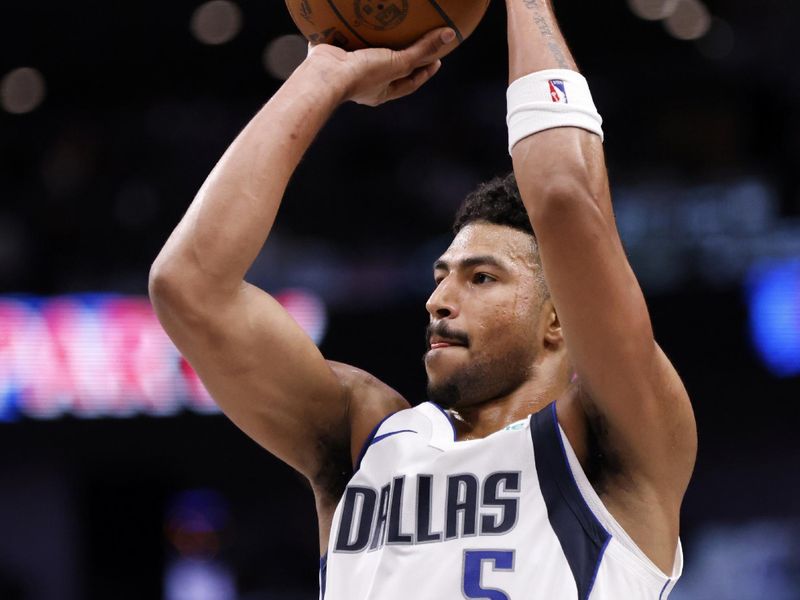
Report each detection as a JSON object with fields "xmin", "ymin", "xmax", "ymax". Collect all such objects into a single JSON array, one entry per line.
[{"xmin": 150, "ymin": 1, "xmax": 696, "ymax": 597}]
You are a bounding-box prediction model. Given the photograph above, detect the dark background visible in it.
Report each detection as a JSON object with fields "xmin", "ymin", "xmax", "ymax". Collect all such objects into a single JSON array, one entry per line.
[{"xmin": 1, "ymin": 1, "xmax": 799, "ymax": 599}]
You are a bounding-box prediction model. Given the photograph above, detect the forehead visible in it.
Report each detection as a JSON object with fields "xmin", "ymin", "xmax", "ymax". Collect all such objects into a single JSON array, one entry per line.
[{"xmin": 438, "ymin": 222, "xmax": 536, "ymax": 269}]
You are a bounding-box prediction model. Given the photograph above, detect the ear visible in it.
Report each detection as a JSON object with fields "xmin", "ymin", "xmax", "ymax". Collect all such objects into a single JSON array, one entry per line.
[{"xmin": 541, "ymin": 299, "xmax": 564, "ymax": 349}]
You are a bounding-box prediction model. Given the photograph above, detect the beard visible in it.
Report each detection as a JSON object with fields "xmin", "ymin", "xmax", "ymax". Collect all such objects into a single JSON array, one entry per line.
[{"xmin": 426, "ymin": 345, "xmax": 536, "ymax": 409}]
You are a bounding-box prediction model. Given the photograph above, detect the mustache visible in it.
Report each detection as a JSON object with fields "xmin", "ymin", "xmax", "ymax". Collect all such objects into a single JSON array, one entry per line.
[{"xmin": 425, "ymin": 322, "xmax": 470, "ymax": 350}]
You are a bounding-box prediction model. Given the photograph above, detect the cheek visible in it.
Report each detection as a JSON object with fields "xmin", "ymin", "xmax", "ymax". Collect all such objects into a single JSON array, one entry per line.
[
  {"xmin": 473, "ymin": 303, "xmax": 535, "ymax": 351},
  {"xmin": 467, "ymin": 285, "xmax": 541, "ymax": 348},
  {"xmin": 514, "ymin": 287, "xmax": 544, "ymax": 330},
  {"xmin": 511, "ymin": 285, "xmax": 539, "ymax": 317}
]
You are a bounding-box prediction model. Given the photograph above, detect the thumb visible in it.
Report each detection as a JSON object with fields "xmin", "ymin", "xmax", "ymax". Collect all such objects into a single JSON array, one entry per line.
[{"xmin": 397, "ymin": 27, "xmax": 457, "ymax": 69}]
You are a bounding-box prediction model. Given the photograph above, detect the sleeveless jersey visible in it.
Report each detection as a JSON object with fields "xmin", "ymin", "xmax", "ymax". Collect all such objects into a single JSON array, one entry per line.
[{"xmin": 321, "ymin": 401, "xmax": 683, "ymax": 599}]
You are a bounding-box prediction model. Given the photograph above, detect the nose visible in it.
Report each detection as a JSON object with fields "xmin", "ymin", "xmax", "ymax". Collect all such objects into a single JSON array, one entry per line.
[{"xmin": 426, "ymin": 277, "xmax": 460, "ymax": 320}]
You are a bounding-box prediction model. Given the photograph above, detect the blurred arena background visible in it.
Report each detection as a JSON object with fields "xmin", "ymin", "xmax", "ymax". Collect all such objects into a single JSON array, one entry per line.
[{"xmin": 1, "ymin": 0, "xmax": 799, "ymax": 598}]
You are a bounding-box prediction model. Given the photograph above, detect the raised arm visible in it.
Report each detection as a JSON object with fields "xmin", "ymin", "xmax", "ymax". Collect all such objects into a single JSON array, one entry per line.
[
  {"xmin": 149, "ymin": 30, "xmax": 454, "ymax": 494},
  {"xmin": 505, "ymin": 0, "xmax": 696, "ymax": 566}
]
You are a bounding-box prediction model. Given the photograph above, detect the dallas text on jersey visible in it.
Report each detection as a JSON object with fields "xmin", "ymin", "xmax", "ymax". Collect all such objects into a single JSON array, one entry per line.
[{"xmin": 334, "ymin": 471, "xmax": 522, "ymax": 553}]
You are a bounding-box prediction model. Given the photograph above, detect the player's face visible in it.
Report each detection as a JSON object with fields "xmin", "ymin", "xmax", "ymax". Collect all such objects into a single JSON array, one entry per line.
[{"xmin": 424, "ymin": 222, "xmax": 546, "ymax": 409}]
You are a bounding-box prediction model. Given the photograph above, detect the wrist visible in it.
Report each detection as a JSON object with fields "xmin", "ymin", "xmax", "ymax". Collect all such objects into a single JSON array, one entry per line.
[
  {"xmin": 507, "ymin": 69, "xmax": 603, "ymax": 154},
  {"xmin": 294, "ymin": 51, "xmax": 356, "ymax": 106}
]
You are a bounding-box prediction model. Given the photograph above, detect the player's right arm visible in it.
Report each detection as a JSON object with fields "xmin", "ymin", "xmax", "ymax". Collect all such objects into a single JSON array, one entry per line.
[{"xmin": 149, "ymin": 30, "xmax": 454, "ymax": 488}]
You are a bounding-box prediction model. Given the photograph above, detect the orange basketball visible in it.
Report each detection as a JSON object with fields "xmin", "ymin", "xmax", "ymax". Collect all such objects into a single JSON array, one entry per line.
[{"xmin": 285, "ymin": 0, "xmax": 491, "ymax": 54}]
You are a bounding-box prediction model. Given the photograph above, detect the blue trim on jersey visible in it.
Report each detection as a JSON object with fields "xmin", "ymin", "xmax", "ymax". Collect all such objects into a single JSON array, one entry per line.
[
  {"xmin": 320, "ymin": 552, "xmax": 328, "ymax": 599},
  {"xmin": 370, "ymin": 429, "xmax": 417, "ymax": 445},
  {"xmin": 588, "ymin": 536, "xmax": 611, "ymax": 597},
  {"xmin": 354, "ymin": 412, "xmax": 397, "ymax": 471},
  {"xmin": 531, "ymin": 402, "xmax": 611, "ymax": 600},
  {"xmin": 658, "ymin": 578, "xmax": 671, "ymax": 600},
  {"xmin": 430, "ymin": 402, "xmax": 457, "ymax": 440}
]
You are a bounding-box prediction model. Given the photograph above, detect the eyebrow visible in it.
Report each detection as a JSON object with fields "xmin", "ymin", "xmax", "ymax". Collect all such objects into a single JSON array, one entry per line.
[{"xmin": 433, "ymin": 255, "xmax": 507, "ymax": 272}]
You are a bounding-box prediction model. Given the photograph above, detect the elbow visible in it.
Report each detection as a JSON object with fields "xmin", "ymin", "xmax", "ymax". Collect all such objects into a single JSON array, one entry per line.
[
  {"xmin": 148, "ymin": 259, "xmax": 171, "ymax": 301},
  {"xmin": 149, "ymin": 253, "xmax": 235, "ymax": 328},
  {"xmin": 148, "ymin": 260, "xmax": 212, "ymax": 336},
  {"xmin": 148, "ymin": 253, "xmax": 204, "ymax": 319},
  {"xmin": 148, "ymin": 257, "xmax": 185, "ymax": 314}
]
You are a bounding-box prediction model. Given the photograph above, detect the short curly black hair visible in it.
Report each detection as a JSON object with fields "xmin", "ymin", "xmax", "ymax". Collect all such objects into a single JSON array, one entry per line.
[{"xmin": 453, "ymin": 172, "xmax": 539, "ymax": 259}]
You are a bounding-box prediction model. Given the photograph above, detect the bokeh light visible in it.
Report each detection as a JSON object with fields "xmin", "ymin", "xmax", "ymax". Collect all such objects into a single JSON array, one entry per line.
[
  {"xmin": 263, "ymin": 34, "xmax": 308, "ymax": 80},
  {"xmin": 626, "ymin": 0, "xmax": 679, "ymax": 21},
  {"xmin": 190, "ymin": 0, "xmax": 243, "ymax": 46},
  {"xmin": 747, "ymin": 259, "xmax": 800, "ymax": 377},
  {"xmin": 664, "ymin": 0, "xmax": 712, "ymax": 41},
  {"xmin": 0, "ymin": 67, "xmax": 46, "ymax": 114}
]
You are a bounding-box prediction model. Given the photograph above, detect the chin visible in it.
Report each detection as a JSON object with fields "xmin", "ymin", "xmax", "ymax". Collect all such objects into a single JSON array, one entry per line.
[
  {"xmin": 425, "ymin": 349, "xmax": 535, "ymax": 410},
  {"xmin": 425, "ymin": 362, "xmax": 481, "ymax": 409},
  {"xmin": 426, "ymin": 379, "xmax": 462, "ymax": 409},
  {"xmin": 424, "ymin": 368, "xmax": 447, "ymax": 392}
]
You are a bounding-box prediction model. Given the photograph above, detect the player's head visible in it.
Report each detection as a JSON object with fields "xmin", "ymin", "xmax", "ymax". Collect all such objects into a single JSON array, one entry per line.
[
  {"xmin": 452, "ymin": 172, "xmax": 547, "ymax": 291},
  {"xmin": 424, "ymin": 173, "xmax": 566, "ymax": 409}
]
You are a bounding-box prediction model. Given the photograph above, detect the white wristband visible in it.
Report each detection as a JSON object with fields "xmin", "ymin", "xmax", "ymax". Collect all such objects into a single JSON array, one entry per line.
[{"xmin": 506, "ymin": 69, "xmax": 604, "ymax": 155}]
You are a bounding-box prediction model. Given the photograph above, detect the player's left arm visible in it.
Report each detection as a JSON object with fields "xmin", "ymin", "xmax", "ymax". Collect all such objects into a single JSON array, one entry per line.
[{"xmin": 507, "ymin": 0, "xmax": 697, "ymax": 503}]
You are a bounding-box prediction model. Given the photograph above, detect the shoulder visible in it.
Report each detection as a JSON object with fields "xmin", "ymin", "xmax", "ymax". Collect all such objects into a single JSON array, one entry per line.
[
  {"xmin": 328, "ymin": 361, "xmax": 411, "ymax": 462},
  {"xmin": 328, "ymin": 361, "xmax": 407, "ymax": 405},
  {"xmin": 312, "ymin": 363, "xmax": 411, "ymax": 554},
  {"xmin": 312, "ymin": 362, "xmax": 409, "ymax": 520},
  {"xmin": 327, "ymin": 361, "xmax": 410, "ymax": 417}
]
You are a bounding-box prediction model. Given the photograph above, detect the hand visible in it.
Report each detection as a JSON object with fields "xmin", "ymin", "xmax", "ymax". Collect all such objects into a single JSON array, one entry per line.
[{"xmin": 305, "ymin": 28, "xmax": 455, "ymax": 107}]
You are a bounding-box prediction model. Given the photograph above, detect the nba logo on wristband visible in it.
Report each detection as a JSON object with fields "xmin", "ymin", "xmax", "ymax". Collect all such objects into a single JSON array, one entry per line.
[
  {"xmin": 507, "ymin": 69, "xmax": 604, "ymax": 153},
  {"xmin": 549, "ymin": 80, "xmax": 568, "ymax": 103}
]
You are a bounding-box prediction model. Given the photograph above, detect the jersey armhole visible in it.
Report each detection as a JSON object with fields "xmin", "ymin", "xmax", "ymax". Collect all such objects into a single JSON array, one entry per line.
[
  {"xmin": 534, "ymin": 402, "xmax": 684, "ymax": 587},
  {"xmin": 353, "ymin": 411, "xmax": 397, "ymax": 471},
  {"xmin": 557, "ymin": 417, "xmax": 685, "ymax": 583}
]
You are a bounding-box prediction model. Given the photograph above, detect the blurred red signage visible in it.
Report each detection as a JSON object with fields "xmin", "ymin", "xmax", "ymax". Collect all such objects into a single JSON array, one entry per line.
[{"xmin": 0, "ymin": 291, "xmax": 326, "ymax": 421}]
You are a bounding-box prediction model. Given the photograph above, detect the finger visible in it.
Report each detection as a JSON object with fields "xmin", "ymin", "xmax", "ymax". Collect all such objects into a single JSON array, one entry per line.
[
  {"xmin": 386, "ymin": 59, "xmax": 442, "ymax": 101},
  {"xmin": 398, "ymin": 27, "xmax": 456, "ymax": 70}
]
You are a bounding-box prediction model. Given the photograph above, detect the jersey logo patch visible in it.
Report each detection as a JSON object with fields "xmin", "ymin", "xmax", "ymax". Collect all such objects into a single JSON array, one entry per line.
[{"xmin": 549, "ymin": 79, "xmax": 568, "ymax": 103}]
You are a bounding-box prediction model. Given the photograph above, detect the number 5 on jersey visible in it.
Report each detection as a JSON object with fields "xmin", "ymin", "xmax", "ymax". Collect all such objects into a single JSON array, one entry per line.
[{"xmin": 463, "ymin": 550, "xmax": 515, "ymax": 600}]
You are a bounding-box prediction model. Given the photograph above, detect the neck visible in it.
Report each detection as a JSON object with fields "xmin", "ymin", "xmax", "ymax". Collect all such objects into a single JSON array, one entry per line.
[{"xmin": 448, "ymin": 358, "xmax": 569, "ymax": 441}]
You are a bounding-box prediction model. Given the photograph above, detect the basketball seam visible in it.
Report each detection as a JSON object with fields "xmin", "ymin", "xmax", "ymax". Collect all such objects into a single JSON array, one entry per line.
[
  {"xmin": 424, "ymin": 0, "xmax": 464, "ymax": 43},
  {"xmin": 325, "ymin": 0, "xmax": 371, "ymax": 47}
]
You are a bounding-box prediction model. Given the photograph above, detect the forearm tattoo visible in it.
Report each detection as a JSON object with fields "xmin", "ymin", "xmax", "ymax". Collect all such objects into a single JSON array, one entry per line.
[{"xmin": 522, "ymin": 0, "xmax": 570, "ymax": 69}]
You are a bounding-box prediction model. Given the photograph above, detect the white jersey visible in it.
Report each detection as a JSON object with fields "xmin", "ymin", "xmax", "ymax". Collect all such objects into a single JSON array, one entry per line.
[{"xmin": 321, "ymin": 401, "xmax": 683, "ymax": 600}]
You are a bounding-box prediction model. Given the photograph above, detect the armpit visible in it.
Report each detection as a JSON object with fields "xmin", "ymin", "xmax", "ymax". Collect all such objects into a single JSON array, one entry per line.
[
  {"xmin": 584, "ymin": 408, "xmax": 624, "ymax": 495},
  {"xmin": 312, "ymin": 431, "xmax": 353, "ymax": 501}
]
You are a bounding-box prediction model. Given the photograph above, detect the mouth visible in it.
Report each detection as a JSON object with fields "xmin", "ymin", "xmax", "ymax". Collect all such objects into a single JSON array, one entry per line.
[
  {"xmin": 428, "ymin": 337, "xmax": 467, "ymax": 351},
  {"xmin": 425, "ymin": 323, "xmax": 470, "ymax": 355}
]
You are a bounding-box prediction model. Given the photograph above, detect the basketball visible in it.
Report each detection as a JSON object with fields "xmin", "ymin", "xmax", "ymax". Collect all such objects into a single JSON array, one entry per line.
[{"xmin": 285, "ymin": 0, "xmax": 491, "ymax": 54}]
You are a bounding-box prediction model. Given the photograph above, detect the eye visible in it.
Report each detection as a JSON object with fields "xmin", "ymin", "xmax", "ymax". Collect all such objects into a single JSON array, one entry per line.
[{"xmin": 472, "ymin": 272, "xmax": 496, "ymax": 285}]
